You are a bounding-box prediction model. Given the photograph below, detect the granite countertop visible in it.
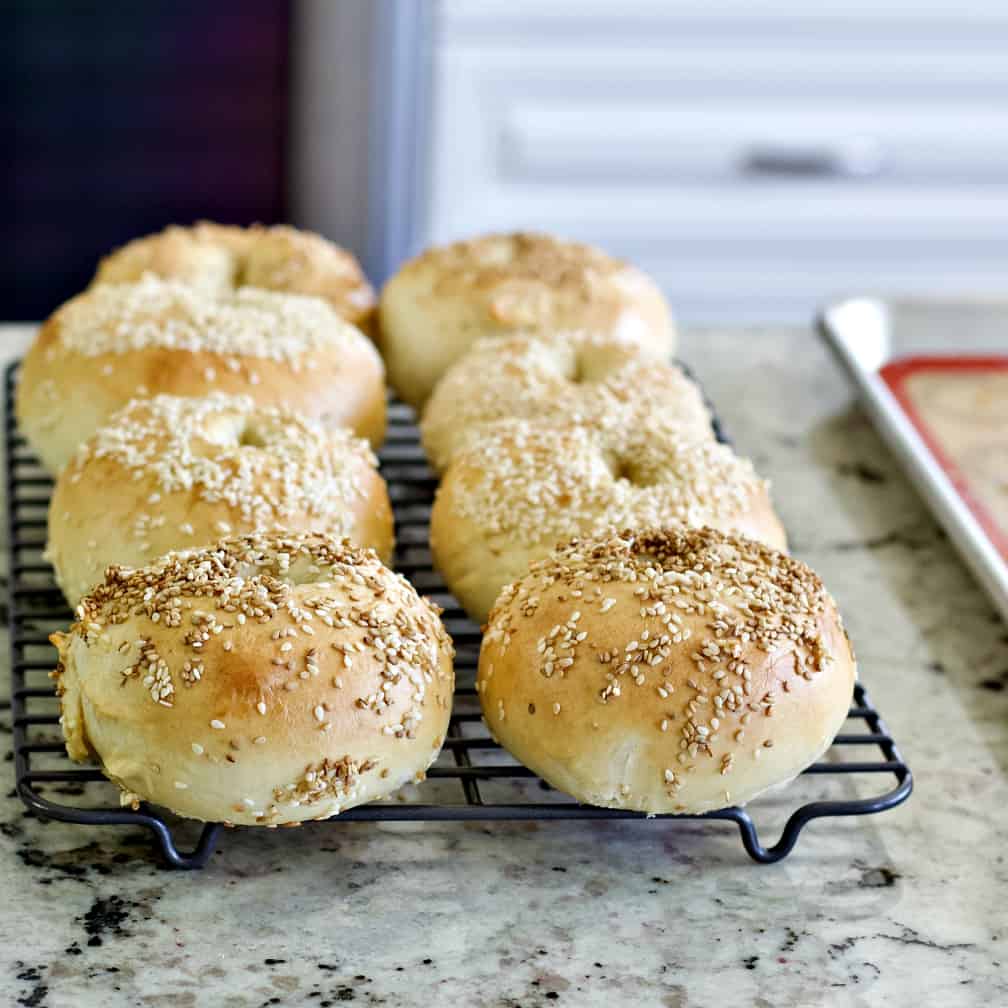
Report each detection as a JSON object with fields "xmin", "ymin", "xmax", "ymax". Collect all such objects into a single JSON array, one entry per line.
[{"xmin": 1, "ymin": 322, "xmax": 1006, "ymax": 1008}]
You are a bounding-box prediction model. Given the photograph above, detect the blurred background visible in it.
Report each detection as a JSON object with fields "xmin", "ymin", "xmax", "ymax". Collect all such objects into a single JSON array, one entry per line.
[{"xmin": 6, "ymin": 0, "xmax": 1008, "ymax": 322}]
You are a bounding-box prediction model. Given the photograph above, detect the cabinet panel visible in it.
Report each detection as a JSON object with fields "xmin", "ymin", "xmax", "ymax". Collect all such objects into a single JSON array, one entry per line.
[
  {"xmin": 428, "ymin": 2, "xmax": 1008, "ymax": 319},
  {"xmin": 504, "ymin": 99, "xmax": 1008, "ymax": 185},
  {"xmin": 441, "ymin": 0, "xmax": 1008, "ymax": 38}
]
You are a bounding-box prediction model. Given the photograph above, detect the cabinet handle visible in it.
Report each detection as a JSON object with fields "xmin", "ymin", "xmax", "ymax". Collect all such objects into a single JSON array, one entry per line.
[{"xmin": 741, "ymin": 140, "xmax": 881, "ymax": 179}]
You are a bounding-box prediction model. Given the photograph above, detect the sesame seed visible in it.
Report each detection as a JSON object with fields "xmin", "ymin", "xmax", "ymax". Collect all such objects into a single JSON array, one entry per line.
[{"xmin": 210, "ymin": 719, "xmax": 225, "ymax": 730}]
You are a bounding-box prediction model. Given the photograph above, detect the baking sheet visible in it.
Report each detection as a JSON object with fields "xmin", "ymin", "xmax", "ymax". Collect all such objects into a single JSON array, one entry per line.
[{"xmin": 818, "ymin": 297, "xmax": 1008, "ymax": 624}]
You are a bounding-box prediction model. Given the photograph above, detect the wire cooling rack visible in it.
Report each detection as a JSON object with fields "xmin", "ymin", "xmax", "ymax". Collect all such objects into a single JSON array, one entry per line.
[{"xmin": 5, "ymin": 360, "xmax": 912, "ymax": 867}]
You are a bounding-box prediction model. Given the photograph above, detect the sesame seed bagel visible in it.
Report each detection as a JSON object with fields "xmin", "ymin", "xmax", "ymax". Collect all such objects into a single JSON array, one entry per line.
[
  {"xmin": 52, "ymin": 532, "xmax": 455, "ymax": 826},
  {"xmin": 420, "ymin": 331, "xmax": 712, "ymax": 472},
  {"xmin": 93, "ymin": 222, "xmax": 377, "ymax": 333},
  {"xmin": 17, "ymin": 277, "xmax": 386, "ymax": 472},
  {"xmin": 47, "ymin": 394, "xmax": 394, "ymax": 606},
  {"xmin": 430, "ymin": 420, "xmax": 788, "ymax": 624},
  {"xmin": 478, "ymin": 527, "xmax": 856, "ymax": 814},
  {"xmin": 379, "ymin": 232, "xmax": 676, "ymax": 410}
]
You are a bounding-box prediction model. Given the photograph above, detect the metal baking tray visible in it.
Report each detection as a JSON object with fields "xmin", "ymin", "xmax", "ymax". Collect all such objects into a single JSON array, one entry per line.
[{"xmin": 818, "ymin": 296, "xmax": 1008, "ymax": 624}]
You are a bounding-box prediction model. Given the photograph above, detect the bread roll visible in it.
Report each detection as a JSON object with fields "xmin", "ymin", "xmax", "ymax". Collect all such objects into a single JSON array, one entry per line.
[
  {"xmin": 53, "ymin": 532, "xmax": 455, "ymax": 826},
  {"xmin": 431, "ymin": 419, "xmax": 787, "ymax": 623},
  {"xmin": 479, "ymin": 526, "xmax": 856, "ymax": 813},
  {"xmin": 379, "ymin": 232, "xmax": 676, "ymax": 410},
  {"xmin": 94, "ymin": 222, "xmax": 376, "ymax": 332},
  {"xmin": 17, "ymin": 277, "xmax": 385, "ymax": 471},
  {"xmin": 48, "ymin": 394, "xmax": 394, "ymax": 606},
  {"xmin": 421, "ymin": 331, "xmax": 711, "ymax": 472}
]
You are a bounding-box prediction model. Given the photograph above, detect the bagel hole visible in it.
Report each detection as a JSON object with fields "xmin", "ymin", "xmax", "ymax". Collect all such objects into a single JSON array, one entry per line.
[
  {"xmin": 237, "ymin": 423, "xmax": 267, "ymax": 448},
  {"xmin": 569, "ymin": 345, "xmax": 635, "ymax": 384},
  {"xmin": 231, "ymin": 262, "xmax": 248, "ymax": 287},
  {"xmin": 606, "ymin": 453, "xmax": 659, "ymax": 488},
  {"xmin": 568, "ymin": 350, "xmax": 606, "ymax": 385}
]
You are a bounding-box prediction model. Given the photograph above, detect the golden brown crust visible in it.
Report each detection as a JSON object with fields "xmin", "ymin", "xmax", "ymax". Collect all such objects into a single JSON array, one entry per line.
[
  {"xmin": 16, "ymin": 278, "xmax": 386, "ymax": 471},
  {"xmin": 94, "ymin": 222, "xmax": 376, "ymax": 329},
  {"xmin": 430, "ymin": 419, "xmax": 787, "ymax": 623},
  {"xmin": 393, "ymin": 232, "xmax": 658, "ymax": 308},
  {"xmin": 53, "ymin": 532, "xmax": 455, "ymax": 825},
  {"xmin": 478, "ymin": 527, "xmax": 856, "ymax": 814},
  {"xmin": 48, "ymin": 394, "xmax": 394, "ymax": 605},
  {"xmin": 379, "ymin": 232, "xmax": 676, "ymax": 410},
  {"xmin": 420, "ymin": 331, "xmax": 712, "ymax": 471}
]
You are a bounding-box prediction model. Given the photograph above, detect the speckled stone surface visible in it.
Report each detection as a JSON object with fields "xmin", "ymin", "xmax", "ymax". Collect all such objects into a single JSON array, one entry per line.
[{"xmin": 1, "ymin": 320, "xmax": 1006, "ymax": 1008}]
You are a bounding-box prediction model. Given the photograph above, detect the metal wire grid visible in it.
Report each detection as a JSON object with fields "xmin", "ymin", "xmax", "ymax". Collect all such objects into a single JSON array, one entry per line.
[{"xmin": 5, "ymin": 361, "xmax": 912, "ymax": 867}]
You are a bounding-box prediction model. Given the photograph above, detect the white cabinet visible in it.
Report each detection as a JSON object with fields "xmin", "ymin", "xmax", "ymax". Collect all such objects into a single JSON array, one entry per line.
[{"xmin": 422, "ymin": 0, "xmax": 1008, "ymax": 320}]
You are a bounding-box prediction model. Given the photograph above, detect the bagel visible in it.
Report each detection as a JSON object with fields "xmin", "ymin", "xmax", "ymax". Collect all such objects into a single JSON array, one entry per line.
[
  {"xmin": 47, "ymin": 394, "xmax": 394, "ymax": 606},
  {"xmin": 421, "ymin": 331, "xmax": 712, "ymax": 472},
  {"xmin": 93, "ymin": 222, "xmax": 376, "ymax": 332},
  {"xmin": 431, "ymin": 419, "xmax": 787, "ymax": 623},
  {"xmin": 379, "ymin": 232, "xmax": 676, "ymax": 410},
  {"xmin": 52, "ymin": 532, "xmax": 455, "ymax": 826},
  {"xmin": 16, "ymin": 277, "xmax": 385, "ymax": 471},
  {"xmin": 478, "ymin": 526, "xmax": 856, "ymax": 813}
]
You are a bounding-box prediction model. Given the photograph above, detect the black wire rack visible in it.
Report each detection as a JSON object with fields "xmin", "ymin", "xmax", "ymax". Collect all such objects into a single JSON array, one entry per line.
[{"xmin": 5, "ymin": 360, "xmax": 912, "ymax": 868}]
